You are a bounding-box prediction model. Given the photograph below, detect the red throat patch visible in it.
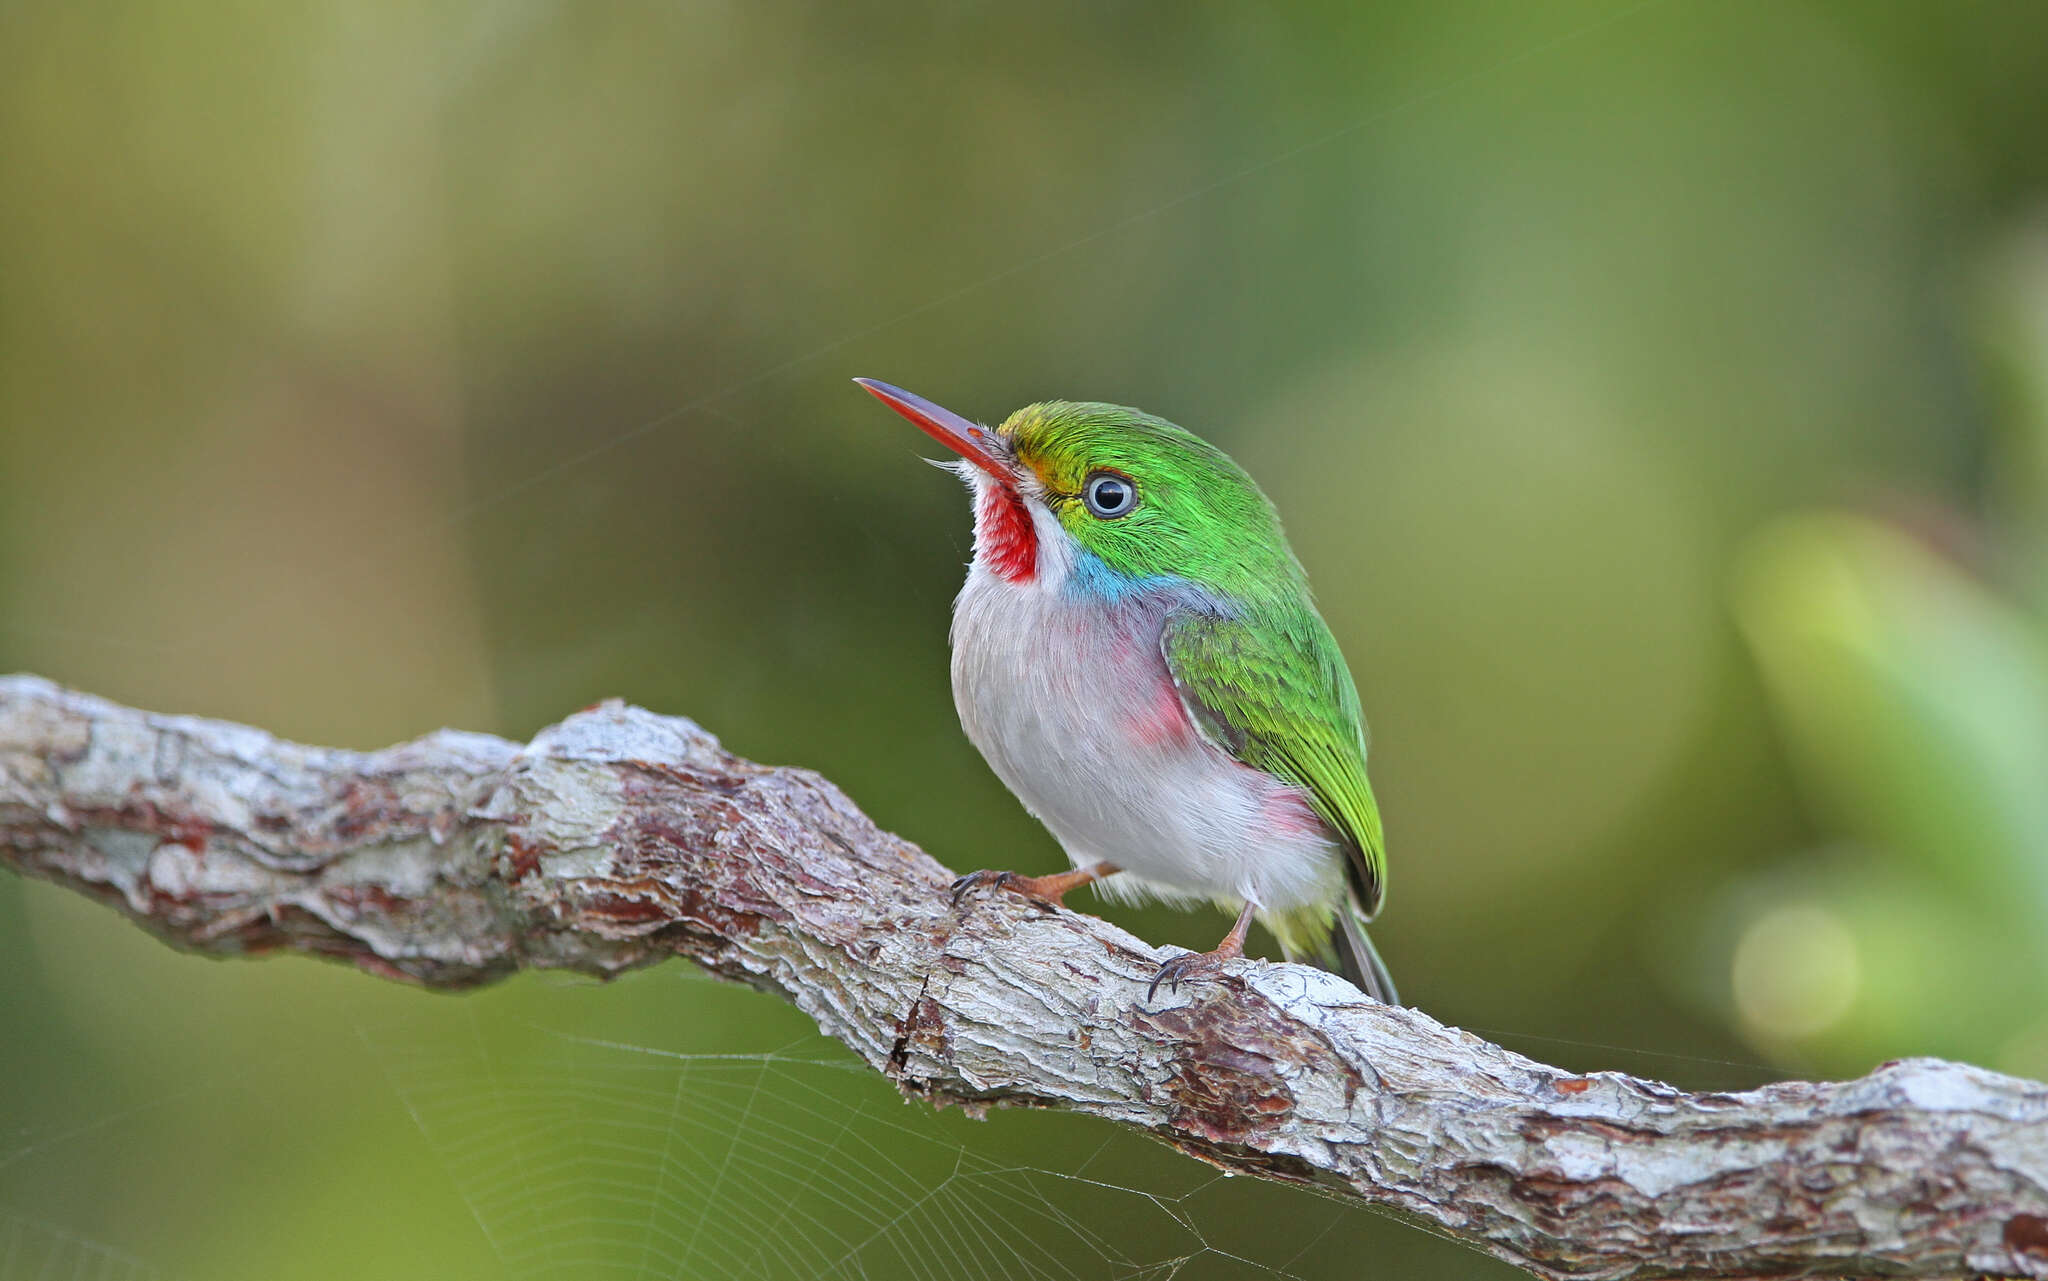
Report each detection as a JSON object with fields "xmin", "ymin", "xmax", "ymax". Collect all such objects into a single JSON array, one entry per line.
[{"xmin": 975, "ymin": 484, "xmax": 1038, "ymax": 583}]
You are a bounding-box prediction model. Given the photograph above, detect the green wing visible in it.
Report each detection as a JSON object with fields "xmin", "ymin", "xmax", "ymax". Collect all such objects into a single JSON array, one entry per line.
[{"xmin": 1161, "ymin": 609, "xmax": 1385, "ymax": 916}]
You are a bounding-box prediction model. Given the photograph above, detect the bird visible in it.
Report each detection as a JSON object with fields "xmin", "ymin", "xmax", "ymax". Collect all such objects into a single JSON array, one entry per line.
[{"xmin": 856, "ymin": 378, "xmax": 1397, "ymax": 1006}]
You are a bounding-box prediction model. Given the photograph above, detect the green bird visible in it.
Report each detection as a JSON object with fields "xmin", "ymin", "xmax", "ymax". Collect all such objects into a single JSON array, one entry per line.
[{"xmin": 858, "ymin": 379, "xmax": 1396, "ymax": 1004}]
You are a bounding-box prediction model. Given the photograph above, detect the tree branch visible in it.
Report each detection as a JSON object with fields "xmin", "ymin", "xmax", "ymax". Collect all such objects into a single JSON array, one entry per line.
[{"xmin": 2, "ymin": 674, "xmax": 2043, "ymax": 1280}]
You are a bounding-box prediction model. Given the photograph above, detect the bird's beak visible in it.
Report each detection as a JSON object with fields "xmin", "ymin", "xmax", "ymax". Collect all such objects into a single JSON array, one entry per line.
[{"xmin": 855, "ymin": 378, "xmax": 1016, "ymax": 482}]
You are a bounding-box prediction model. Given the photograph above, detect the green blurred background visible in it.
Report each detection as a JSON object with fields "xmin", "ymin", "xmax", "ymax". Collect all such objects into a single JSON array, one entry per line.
[{"xmin": 6, "ymin": 2, "xmax": 2048, "ymax": 1277}]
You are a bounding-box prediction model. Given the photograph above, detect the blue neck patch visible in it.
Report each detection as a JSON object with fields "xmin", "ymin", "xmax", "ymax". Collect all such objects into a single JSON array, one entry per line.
[{"xmin": 1063, "ymin": 549, "xmax": 1181, "ymax": 606}]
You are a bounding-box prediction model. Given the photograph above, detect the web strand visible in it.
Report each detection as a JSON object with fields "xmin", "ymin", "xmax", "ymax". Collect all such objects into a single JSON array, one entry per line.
[{"xmin": 0, "ymin": 0, "xmax": 1672, "ymax": 663}]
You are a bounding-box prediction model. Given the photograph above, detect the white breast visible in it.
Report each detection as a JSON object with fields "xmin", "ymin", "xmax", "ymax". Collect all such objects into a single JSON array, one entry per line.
[{"xmin": 948, "ymin": 545, "xmax": 1345, "ymax": 917}]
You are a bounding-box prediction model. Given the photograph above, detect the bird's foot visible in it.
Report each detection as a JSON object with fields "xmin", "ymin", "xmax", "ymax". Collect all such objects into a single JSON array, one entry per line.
[
  {"xmin": 1146, "ymin": 948, "xmax": 1240, "ymax": 1000},
  {"xmin": 949, "ymin": 862, "xmax": 1119, "ymax": 911},
  {"xmin": 950, "ymin": 869, "xmax": 1047, "ymax": 910},
  {"xmin": 1146, "ymin": 900, "xmax": 1258, "ymax": 1000}
]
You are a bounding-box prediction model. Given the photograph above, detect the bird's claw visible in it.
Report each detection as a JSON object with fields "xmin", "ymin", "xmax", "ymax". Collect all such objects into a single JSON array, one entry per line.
[
  {"xmin": 1146, "ymin": 949, "xmax": 1230, "ymax": 1001},
  {"xmin": 950, "ymin": 868, "xmax": 1071, "ymax": 913},
  {"xmin": 949, "ymin": 869, "xmax": 1018, "ymax": 905}
]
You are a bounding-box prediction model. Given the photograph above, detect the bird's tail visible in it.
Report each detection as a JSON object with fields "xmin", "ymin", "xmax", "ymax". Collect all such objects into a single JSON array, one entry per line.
[
  {"xmin": 1283, "ymin": 890, "xmax": 1399, "ymax": 1005},
  {"xmin": 1333, "ymin": 892, "xmax": 1399, "ymax": 1005}
]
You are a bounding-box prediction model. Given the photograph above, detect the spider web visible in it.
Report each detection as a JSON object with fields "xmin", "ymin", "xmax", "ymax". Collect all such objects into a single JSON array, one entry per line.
[
  {"xmin": 0, "ymin": 1209, "xmax": 165, "ymax": 1281},
  {"xmin": 0, "ymin": 844, "xmax": 1788, "ymax": 1281},
  {"xmin": 0, "ymin": 930, "xmax": 1784, "ymax": 1281},
  {"xmin": 358, "ymin": 980, "xmax": 1365, "ymax": 1281},
  {"xmin": 0, "ymin": 948, "xmax": 1784, "ymax": 1281},
  {"xmin": 0, "ymin": 969, "xmax": 1386, "ymax": 1281}
]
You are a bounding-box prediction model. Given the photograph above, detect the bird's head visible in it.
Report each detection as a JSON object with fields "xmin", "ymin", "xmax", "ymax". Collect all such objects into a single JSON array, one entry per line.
[{"xmin": 857, "ymin": 378, "xmax": 1301, "ymax": 603}]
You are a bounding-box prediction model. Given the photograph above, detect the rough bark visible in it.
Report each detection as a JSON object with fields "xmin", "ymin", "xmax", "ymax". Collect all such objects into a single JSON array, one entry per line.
[{"xmin": 1, "ymin": 674, "xmax": 2043, "ymax": 1280}]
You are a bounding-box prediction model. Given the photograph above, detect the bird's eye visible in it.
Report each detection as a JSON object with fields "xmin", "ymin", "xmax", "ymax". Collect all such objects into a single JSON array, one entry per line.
[{"xmin": 1083, "ymin": 471, "xmax": 1137, "ymax": 519}]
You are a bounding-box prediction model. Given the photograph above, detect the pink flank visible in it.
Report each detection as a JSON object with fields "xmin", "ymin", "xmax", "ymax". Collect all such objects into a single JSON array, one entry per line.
[
  {"xmin": 1101, "ymin": 622, "xmax": 1195, "ymax": 750},
  {"xmin": 1126, "ymin": 671, "xmax": 1195, "ymax": 748},
  {"xmin": 1109, "ymin": 622, "xmax": 1324, "ymax": 834},
  {"xmin": 1258, "ymin": 780, "xmax": 1327, "ymax": 839},
  {"xmin": 976, "ymin": 484, "xmax": 1037, "ymax": 583},
  {"xmin": 1113, "ymin": 633, "xmax": 1324, "ymax": 837}
]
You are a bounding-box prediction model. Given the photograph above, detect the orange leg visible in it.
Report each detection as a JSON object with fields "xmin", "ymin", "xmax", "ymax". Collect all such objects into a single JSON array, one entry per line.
[
  {"xmin": 1147, "ymin": 900, "xmax": 1258, "ymax": 1000},
  {"xmin": 950, "ymin": 861, "xmax": 1120, "ymax": 910}
]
